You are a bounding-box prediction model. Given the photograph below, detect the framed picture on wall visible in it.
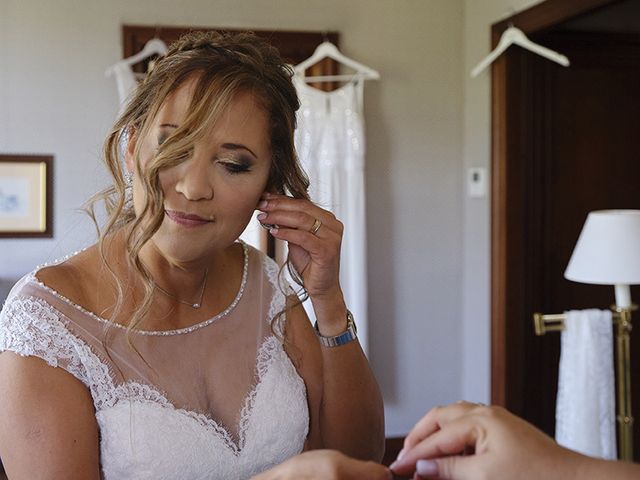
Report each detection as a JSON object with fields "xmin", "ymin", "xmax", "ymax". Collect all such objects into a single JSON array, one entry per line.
[{"xmin": 0, "ymin": 155, "xmax": 53, "ymax": 238}]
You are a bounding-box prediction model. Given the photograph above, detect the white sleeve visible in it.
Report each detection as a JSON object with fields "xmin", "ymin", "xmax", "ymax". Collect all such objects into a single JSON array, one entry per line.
[{"xmin": 0, "ymin": 293, "xmax": 93, "ymax": 387}]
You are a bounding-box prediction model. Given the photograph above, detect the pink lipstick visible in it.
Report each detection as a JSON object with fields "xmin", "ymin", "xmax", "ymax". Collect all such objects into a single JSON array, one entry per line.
[{"xmin": 165, "ymin": 210, "xmax": 212, "ymax": 227}]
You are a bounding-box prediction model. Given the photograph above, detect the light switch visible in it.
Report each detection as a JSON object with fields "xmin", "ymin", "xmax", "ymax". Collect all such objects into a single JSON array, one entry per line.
[{"xmin": 467, "ymin": 167, "xmax": 487, "ymax": 198}]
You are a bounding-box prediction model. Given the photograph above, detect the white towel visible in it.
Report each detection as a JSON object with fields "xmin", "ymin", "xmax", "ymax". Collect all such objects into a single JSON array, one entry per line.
[{"xmin": 555, "ymin": 309, "xmax": 616, "ymax": 459}]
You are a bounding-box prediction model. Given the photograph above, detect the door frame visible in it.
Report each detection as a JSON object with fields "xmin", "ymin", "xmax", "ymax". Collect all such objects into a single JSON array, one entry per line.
[{"xmin": 490, "ymin": 0, "xmax": 626, "ymax": 407}]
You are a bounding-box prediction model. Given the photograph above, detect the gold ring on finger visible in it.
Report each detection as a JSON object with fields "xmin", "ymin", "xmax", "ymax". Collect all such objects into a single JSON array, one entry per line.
[{"xmin": 309, "ymin": 218, "xmax": 322, "ymax": 235}]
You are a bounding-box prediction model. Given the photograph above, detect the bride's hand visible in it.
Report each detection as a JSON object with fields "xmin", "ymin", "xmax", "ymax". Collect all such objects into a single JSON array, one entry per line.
[
  {"xmin": 250, "ymin": 450, "xmax": 392, "ymax": 480},
  {"xmin": 257, "ymin": 192, "xmax": 345, "ymax": 309}
]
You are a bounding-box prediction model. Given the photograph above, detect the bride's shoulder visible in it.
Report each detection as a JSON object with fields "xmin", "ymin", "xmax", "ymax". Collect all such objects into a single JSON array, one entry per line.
[{"xmin": 34, "ymin": 244, "xmax": 103, "ymax": 307}]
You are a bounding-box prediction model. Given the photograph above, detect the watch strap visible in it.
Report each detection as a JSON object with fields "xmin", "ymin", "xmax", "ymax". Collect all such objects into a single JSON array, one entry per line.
[{"xmin": 314, "ymin": 310, "xmax": 358, "ymax": 347}]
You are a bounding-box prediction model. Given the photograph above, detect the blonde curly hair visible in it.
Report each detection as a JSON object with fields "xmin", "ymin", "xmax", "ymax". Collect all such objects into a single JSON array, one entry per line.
[{"xmin": 86, "ymin": 31, "xmax": 310, "ymax": 340}]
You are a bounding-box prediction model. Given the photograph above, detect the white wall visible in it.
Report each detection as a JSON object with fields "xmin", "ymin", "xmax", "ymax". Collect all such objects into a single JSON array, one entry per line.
[
  {"xmin": 460, "ymin": 0, "xmax": 544, "ymax": 402},
  {"xmin": 0, "ymin": 0, "xmax": 465, "ymax": 436}
]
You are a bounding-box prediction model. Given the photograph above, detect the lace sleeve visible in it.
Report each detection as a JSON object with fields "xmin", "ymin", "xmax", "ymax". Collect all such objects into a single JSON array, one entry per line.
[{"xmin": 0, "ymin": 294, "xmax": 95, "ymax": 388}]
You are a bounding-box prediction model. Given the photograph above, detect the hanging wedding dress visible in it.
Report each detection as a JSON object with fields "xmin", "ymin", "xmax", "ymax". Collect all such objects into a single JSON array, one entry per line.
[
  {"xmin": 109, "ymin": 61, "xmax": 138, "ymax": 111},
  {"xmin": 0, "ymin": 243, "xmax": 308, "ymax": 479},
  {"xmin": 293, "ymin": 76, "xmax": 368, "ymax": 353},
  {"xmin": 106, "ymin": 37, "xmax": 168, "ymax": 112}
]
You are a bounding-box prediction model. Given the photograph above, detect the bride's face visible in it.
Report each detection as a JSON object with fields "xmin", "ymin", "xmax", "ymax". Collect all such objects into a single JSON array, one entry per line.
[{"xmin": 126, "ymin": 77, "xmax": 272, "ymax": 263}]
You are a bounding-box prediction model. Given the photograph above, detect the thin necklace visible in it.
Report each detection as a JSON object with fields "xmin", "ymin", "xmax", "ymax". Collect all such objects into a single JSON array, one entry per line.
[{"xmin": 153, "ymin": 268, "xmax": 208, "ymax": 309}]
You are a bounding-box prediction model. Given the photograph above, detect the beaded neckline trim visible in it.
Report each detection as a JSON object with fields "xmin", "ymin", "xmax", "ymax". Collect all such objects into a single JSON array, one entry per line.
[{"xmin": 29, "ymin": 241, "xmax": 250, "ymax": 336}]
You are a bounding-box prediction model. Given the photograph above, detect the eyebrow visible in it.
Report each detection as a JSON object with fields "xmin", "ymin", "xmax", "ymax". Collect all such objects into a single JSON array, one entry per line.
[
  {"xmin": 158, "ymin": 124, "xmax": 258, "ymax": 158},
  {"xmin": 221, "ymin": 143, "xmax": 258, "ymax": 159}
]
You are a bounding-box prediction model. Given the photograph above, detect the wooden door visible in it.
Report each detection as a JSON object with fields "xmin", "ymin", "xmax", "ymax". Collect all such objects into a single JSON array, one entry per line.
[{"xmin": 491, "ymin": 0, "xmax": 640, "ymax": 460}]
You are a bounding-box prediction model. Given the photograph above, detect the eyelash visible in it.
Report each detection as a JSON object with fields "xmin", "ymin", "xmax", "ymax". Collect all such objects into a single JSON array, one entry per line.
[{"xmin": 219, "ymin": 159, "xmax": 251, "ymax": 174}]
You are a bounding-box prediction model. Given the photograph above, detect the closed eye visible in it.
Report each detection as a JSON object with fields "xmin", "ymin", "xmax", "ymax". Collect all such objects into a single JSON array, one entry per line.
[
  {"xmin": 221, "ymin": 161, "xmax": 251, "ymax": 174},
  {"xmin": 216, "ymin": 154, "xmax": 253, "ymax": 174}
]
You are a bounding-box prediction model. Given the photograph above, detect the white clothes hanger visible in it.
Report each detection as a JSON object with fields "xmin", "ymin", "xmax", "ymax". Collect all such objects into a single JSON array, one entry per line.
[
  {"xmin": 105, "ymin": 38, "xmax": 168, "ymax": 77},
  {"xmin": 471, "ymin": 26, "xmax": 570, "ymax": 78},
  {"xmin": 294, "ymin": 41, "xmax": 380, "ymax": 83}
]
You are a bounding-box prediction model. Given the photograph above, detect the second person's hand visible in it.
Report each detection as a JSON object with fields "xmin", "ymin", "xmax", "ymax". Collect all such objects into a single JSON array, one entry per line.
[
  {"xmin": 390, "ymin": 401, "xmax": 581, "ymax": 480},
  {"xmin": 251, "ymin": 450, "xmax": 392, "ymax": 480}
]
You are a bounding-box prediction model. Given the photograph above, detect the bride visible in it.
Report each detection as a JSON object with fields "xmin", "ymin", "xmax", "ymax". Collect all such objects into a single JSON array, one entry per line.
[{"xmin": 0, "ymin": 31, "xmax": 383, "ymax": 479}]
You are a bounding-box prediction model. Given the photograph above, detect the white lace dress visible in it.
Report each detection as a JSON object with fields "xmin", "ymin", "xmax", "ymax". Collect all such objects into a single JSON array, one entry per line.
[{"xmin": 0, "ymin": 243, "xmax": 309, "ymax": 479}]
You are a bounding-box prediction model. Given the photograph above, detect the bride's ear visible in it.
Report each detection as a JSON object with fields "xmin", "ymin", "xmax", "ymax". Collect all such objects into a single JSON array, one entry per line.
[{"xmin": 124, "ymin": 127, "xmax": 139, "ymax": 173}]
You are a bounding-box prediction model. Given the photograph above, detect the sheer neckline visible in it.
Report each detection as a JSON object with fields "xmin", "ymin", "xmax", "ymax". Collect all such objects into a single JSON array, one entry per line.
[
  {"xmin": 30, "ymin": 241, "xmax": 250, "ymax": 336},
  {"xmin": 97, "ymin": 334, "xmax": 285, "ymax": 455}
]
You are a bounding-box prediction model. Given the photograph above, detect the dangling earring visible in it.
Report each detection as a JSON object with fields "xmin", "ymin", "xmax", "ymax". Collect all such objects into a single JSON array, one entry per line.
[{"xmin": 124, "ymin": 171, "xmax": 134, "ymax": 211}]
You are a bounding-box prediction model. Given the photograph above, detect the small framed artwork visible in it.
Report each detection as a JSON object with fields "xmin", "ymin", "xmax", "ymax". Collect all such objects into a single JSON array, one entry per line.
[{"xmin": 0, "ymin": 155, "xmax": 53, "ymax": 238}]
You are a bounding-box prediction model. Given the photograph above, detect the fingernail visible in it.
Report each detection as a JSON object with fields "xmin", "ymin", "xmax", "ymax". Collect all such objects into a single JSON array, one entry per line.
[
  {"xmin": 416, "ymin": 460, "xmax": 438, "ymax": 476},
  {"xmin": 257, "ymin": 213, "xmax": 266, "ymax": 220},
  {"xmin": 389, "ymin": 448, "xmax": 406, "ymax": 470},
  {"xmin": 258, "ymin": 200, "xmax": 268, "ymax": 210},
  {"xmin": 269, "ymin": 227, "xmax": 278, "ymax": 235},
  {"xmin": 396, "ymin": 448, "xmax": 406, "ymax": 461}
]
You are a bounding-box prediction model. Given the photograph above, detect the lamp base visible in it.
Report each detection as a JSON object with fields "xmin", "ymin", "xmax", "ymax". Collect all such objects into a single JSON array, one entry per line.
[{"xmin": 610, "ymin": 304, "xmax": 636, "ymax": 461}]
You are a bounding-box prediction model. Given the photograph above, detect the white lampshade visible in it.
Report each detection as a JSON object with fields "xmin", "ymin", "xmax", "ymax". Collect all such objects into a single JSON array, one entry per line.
[{"xmin": 565, "ymin": 210, "xmax": 640, "ymax": 285}]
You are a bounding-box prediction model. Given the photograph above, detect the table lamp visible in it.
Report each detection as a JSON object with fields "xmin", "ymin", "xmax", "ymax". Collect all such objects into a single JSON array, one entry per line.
[{"xmin": 565, "ymin": 209, "xmax": 640, "ymax": 460}]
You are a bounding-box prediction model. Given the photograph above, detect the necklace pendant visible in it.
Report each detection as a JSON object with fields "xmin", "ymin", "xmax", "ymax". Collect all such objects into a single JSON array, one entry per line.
[{"xmin": 152, "ymin": 267, "xmax": 207, "ymax": 311}]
